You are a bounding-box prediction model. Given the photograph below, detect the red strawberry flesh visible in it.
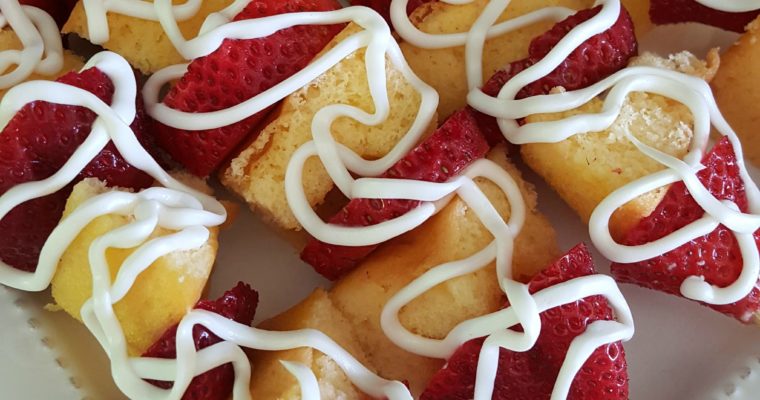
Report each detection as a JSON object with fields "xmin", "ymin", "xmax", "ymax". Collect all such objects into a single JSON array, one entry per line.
[
  {"xmin": 300, "ymin": 108, "xmax": 490, "ymax": 280},
  {"xmin": 0, "ymin": 67, "xmax": 156, "ymax": 272},
  {"xmin": 473, "ymin": 5, "xmax": 638, "ymax": 146},
  {"xmin": 611, "ymin": 138, "xmax": 760, "ymax": 323},
  {"xmin": 650, "ymin": 0, "xmax": 760, "ymax": 33},
  {"xmin": 143, "ymin": 282, "xmax": 259, "ymax": 400},
  {"xmin": 421, "ymin": 244, "xmax": 629, "ymax": 400},
  {"xmin": 156, "ymin": 0, "xmax": 345, "ymax": 177}
]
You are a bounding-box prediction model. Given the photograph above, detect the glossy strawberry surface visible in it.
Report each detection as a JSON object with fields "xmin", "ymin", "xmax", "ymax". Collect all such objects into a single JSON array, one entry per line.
[
  {"xmin": 156, "ymin": 0, "xmax": 344, "ymax": 177},
  {"xmin": 300, "ymin": 108, "xmax": 490, "ymax": 280},
  {"xmin": 422, "ymin": 244, "xmax": 629, "ymax": 400},
  {"xmin": 143, "ymin": 282, "xmax": 259, "ymax": 400},
  {"xmin": 612, "ymin": 138, "xmax": 760, "ymax": 323},
  {"xmin": 0, "ymin": 67, "xmax": 155, "ymax": 272},
  {"xmin": 650, "ymin": 0, "xmax": 760, "ymax": 33}
]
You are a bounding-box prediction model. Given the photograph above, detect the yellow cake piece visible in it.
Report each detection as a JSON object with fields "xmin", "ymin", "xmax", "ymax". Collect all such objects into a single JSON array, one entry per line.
[
  {"xmin": 0, "ymin": 28, "xmax": 84, "ymax": 98},
  {"xmin": 222, "ymin": 23, "xmax": 433, "ymax": 231},
  {"xmin": 51, "ymin": 179, "xmax": 219, "ymax": 356},
  {"xmin": 521, "ymin": 52, "xmax": 718, "ymax": 240},
  {"xmin": 712, "ymin": 16, "xmax": 760, "ymax": 166},
  {"xmin": 400, "ymin": 0, "xmax": 593, "ymax": 120},
  {"xmin": 63, "ymin": 0, "xmax": 232, "ymax": 74},
  {"xmin": 249, "ymin": 289, "xmax": 369, "ymax": 400},
  {"xmin": 250, "ymin": 146, "xmax": 559, "ymax": 397}
]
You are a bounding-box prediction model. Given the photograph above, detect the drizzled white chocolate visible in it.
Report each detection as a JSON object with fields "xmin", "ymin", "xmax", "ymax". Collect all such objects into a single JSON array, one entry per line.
[
  {"xmin": 0, "ymin": 0, "xmax": 64, "ymax": 89},
  {"xmin": 693, "ymin": 0, "xmax": 760, "ymax": 13},
  {"xmin": 0, "ymin": 2, "xmax": 642, "ymax": 400}
]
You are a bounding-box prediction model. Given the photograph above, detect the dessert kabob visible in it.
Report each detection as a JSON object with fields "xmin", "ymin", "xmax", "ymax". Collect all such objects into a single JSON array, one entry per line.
[
  {"xmin": 0, "ymin": 0, "xmax": 407, "ymax": 399},
  {"xmin": 392, "ymin": 0, "xmax": 760, "ymax": 325},
  {"xmin": 0, "ymin": 1, "xmax": 640, "ymax": 400}
]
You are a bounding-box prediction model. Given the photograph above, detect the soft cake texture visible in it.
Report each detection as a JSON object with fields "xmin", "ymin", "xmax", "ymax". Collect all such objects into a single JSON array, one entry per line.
[
  {"xmin": 222, "ymin": 23, "xmax": 432, "ymax": 231},
  {"xmin": 249, "ymin": 147, "xmax": 559, "ymax": 396},
  {"xmin": 712, "ymin": 16, "xmax": 760, "ymax": 166},
  {"xmin": 63, "ymin": 0, "xmax": 232, "ymax": 73},
  {"xmin": 521, "ymin": 52, "xmax": 717, "ymax": 240},
  {"xmin": 0, "ymin": 28, "xmax": 83, "ymax": 98},
  {"xmin": 399, "ymin": 0, "xmax": 593, "ymax": 120},
  {"xmin": 51, "ymin": 179, "xmax": 219, "ymax": 356}
]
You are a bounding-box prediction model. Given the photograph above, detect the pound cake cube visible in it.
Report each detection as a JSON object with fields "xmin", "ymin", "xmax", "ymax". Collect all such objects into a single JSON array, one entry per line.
[
  {"xmin": 712, "ymin": 16, "xmax": 760, "ymax": 166},
  {"xmin": 400, "ymin": 0, "xmax": 593, "ymax": 119},
  {"xmin": 63, "ymin": 0, "xmax": 232, "ymax": 73},
  {"xmin": 249, "ymin": 289, "xmax": 369, "ymax": 400},
  {"xmin": 328, "ymin": 146, "xmax": 559, "ymax": 395},
  {"xmin": 51, "ymin": 179, "xmax": 219, "ymax": 355},
  {"xmin": 521, "ymin": 52, "xmax": 718, "ymax": 240},
  {"xmin": 222, "ymin": 23, "xmax": 432, "ymax": 231},
  {"xmin": 0, "ymin": 28, "xmax": 83, "ymax": 98},
  {"xmin": 621, "ymin": 0, "xmax": 653, "ymax": 39}
]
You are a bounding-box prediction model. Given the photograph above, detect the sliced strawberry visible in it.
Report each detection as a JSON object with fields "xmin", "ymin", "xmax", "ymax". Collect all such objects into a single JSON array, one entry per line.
[
  {"xmin": 472, "ymin": 5, "xmax": 638, "ymax": 145},
  {"xmin": 143, "ymin": 282, "xmax": 259, "ymax": 400},
  {"xmin": 20, "ymin": 0, "xmax": 78, "ymax": 28},
  {"xmin": 349, "ymin": 0, "xmax": 434, "ymax": 25},
  {"xmin": 611, "ymin": 138, "xmax": 760, "ymax": 323},
  {"xmin": 421, "ymin": 244, "xmax": 629, "ymax": 400},
  {"xmin": 650, "ymin": 0, "xmax": 760, "ymax": 33},
  {"xmin": 155, "ymin": 0, "xmax": 345, "ymax": 177},
  {"xmin": 300, "ymin": 108, "xmax": 490, "ymax": 280},
  {"xmin": 0, "ymin": 67, "xmax": 156, "ymax": 272}
]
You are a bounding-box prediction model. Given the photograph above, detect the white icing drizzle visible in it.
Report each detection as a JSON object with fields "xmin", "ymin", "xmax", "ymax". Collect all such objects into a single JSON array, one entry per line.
[
  {"xmin": 454, "ymin": 0, "xmax": 760, "ymax": 308},
  {"xmin": 1, "ymin": 2, "xmax": 639, "ymax": 400},
  {"xmin": 82, "ymin": 0, "xmax": 252, "ymax": 60},
  {"xmin": 0, "ymin": 0, "xmax": 64, "ymax": 90},
  {"xmin": 693, "ymin": 0, "xmax": 760, "ymax": 13}
]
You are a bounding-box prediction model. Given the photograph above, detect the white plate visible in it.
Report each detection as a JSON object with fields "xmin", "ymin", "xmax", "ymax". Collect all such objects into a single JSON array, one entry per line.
[{"xmin": 0, "ymin": 20, "xmax": 759, "ymax": 400}]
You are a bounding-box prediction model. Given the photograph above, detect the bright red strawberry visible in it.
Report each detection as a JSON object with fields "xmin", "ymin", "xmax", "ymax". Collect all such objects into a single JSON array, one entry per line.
[
  {"xmin": 611, "ymin": 138, "xmax": 760, "ymax": 322},
  {"xmin": 349, "ymin": 0, "xmax": 434, "ymax": 25},
  {"xmin": 650, "ymin": 0, "xmax": 760, "ymax": 33},
  {"xmin": 473, "ymin": 5, "xmax": 638, "ymax": 145},
  {"xmin": 143, "ymin": 282, "xmax": 259, "ymax": 400},
  {"xmin": 0, "ymin": 67, "xmax": 156, "ymax": 272},
  {"xmin": 156, "ymin": 0, "xmax": 345, "ymax": 177},
  {"xmin": 422, "ymin": 244, "xmax": 629, "ymax": 400},
  {"xmin": 300, "ymin": 108, "xmax": 490, "ymax": 280},
  {"xmin": 20, "ymin": 0, "xmax": 78, "ymax": 27}
]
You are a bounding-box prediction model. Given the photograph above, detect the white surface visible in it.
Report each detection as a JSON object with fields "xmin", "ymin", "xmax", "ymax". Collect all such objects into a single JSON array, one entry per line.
[{"xmin": 0, "ymin": 18, "xmax": 759, "ymax": 400}]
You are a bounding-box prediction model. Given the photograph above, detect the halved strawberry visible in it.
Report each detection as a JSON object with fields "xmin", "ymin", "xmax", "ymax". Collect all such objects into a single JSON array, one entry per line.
[
  {"xmin": 20, "ymin": 0, "xmax": 78, "ymax": 28},
  {"xmin": 611, "ymin": 138, "xmax": 760, "ymax": 323},
  {"xmin": 421, "ymin": 244, "xmax": 629, "ymax": 400},
  {"xmin": 143, "ymin": 282, "xmax": 259, "ymax": 400},
  {"xmin": 650, "ymin": 0, "xmax": 760, "ymax": 33},
  {"xmin": 349, "ymin": 0, "xmax": 434, "ymax": 25},
  {"xmin": 0, "ymin": 67, "xmax": 156, "ymax": 272},
  {"xmin": 473, "ymin": 5, "xmax": 638, "ymax": 145},
  {"xmin": 155, "ymin": 0, "xmax": 345, "ymax": 177},
  {"xmin": 300, "ymin": 108, "xmax": 490, "ymax": 280}
]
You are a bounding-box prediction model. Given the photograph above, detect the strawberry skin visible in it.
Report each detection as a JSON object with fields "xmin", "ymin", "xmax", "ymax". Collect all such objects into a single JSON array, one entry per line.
[
  {"xmin": 650, "ymin": 0, "xmax": 760, "ymax": 33},
  {"xmin": 20, "ymin": 0, "xmax": 78, "ymax": 27},
  {"xmin": 421, "ymin": 244, "xmax": 629, "ymax": 400},
  {"xmin": 155, "ymin": 0, "xmax": 344, "ymax": 177},
  {"xmin": 349, "ymin": 0, "xmax": 434, "ymax": 25},
  {"xmin": 0, "ymin": 67, "xmax": 155, "ymax": 272},
  {"xmin": 473, "ymin": 5, "xmax": 637, "ymax": 145},
  {"xmin": 143, "ymin": 282, "xmax": 259, "ymax": 400},
  {"xmin": 612, "ymin": 138, "xmax": 760, "ymax": 323},
  {"xmin": 300, "ymin": 108, "xmax": 490, "ymax": 280}
]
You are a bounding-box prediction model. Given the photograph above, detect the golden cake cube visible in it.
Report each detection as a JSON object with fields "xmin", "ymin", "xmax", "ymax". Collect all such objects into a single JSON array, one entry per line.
[
  {"xmin": 63, "ymin": 0, "xmax": 232, "ymax": 74},
  {"xmin": 400, "ymin": 0, "xmax": 593, "ymax": 120},
  {"xmin": 712, "ymin": 16, "xmax": 760, "ymax": 166},
  {"xmin": 222, "ymin": 24, "xmax": 433, "ymax": 231},
  {"xmin": 51, "ymin": 179, "xmax": 219, "ymax": 355}
]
